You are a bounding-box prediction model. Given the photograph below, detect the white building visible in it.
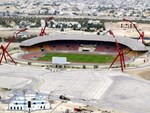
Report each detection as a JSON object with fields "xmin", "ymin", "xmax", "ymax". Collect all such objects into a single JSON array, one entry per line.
[
  {"xmin": 88, "ymin": 20, "xmax": 101, "ymax": 25},
  {"xmin": 8, "ymin": 93, "xmax": 51, "ymax": 112}
]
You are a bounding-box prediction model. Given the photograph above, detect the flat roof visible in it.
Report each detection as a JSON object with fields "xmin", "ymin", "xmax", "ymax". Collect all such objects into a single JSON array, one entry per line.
[{"xmin": 20, "ymin": 34, "xmax": 147, "ymax": 51}]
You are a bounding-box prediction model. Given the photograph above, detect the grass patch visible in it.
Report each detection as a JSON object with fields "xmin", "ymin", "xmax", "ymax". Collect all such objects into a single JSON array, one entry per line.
[{"xmin": 38, "ymin": 52, "xmax": 115, "ymax": 63}]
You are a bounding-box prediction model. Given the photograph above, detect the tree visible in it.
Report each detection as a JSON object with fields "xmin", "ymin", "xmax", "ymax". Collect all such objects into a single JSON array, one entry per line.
[
  {"xmin": 60, "ymin": 26, "xmax": 64, "ymax": 32},
  {"xmin": 35, "ymin": 19, "xmax": 41, "ymax": 27}
]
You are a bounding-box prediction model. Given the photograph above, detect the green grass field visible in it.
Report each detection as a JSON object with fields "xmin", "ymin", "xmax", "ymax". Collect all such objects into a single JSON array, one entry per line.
[{"xmin": 38, "ymin": 52, "xmax": 115, "ymax": 63}]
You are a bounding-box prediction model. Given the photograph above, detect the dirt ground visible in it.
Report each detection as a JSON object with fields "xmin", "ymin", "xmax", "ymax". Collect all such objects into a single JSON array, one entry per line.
[
  {"xmin": 1, "ymin": 22, "xmax": 150, "ymax": 38},
  {"xmin": 105, "ymin": 22, "xmax": 150, "ymax": 38},
  {"xmin": 125, "ymin": 68, "xmax": 150, "ymax": 80}
]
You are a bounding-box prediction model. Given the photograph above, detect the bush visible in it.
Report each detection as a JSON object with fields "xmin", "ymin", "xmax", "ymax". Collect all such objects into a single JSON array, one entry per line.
[{"xmin": 83, "ymin": 65, "xmax": 86, "ymax": 69}]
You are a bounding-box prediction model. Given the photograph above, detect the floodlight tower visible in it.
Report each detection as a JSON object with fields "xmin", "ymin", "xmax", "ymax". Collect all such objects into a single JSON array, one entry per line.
[
  {"xmin": 104, "ymin": 30, "xmax": 125, "ymax": 72},
  {"xmin": 123, "ymin": 19, "xmax": 145, "ymax": 44},
  {"xmin": 0, "ymin": 28, "xmax": 27, "ymax": 65},
  {"xmin": 39, "ymin": 17, "xmax": 53, "ymax": 36}
]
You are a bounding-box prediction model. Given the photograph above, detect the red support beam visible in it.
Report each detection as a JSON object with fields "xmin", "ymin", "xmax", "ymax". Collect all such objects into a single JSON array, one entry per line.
[
  {"xmin": 119, "ymin": 50, "xmax": 124, "ymax": 72},
  {"xmin": 123, "ymin": 19, "xmax": 145, "ymax": 44},
  {"xmin": 120, "ymin": 50, "xmax": 126, "ymax": 68},
  {"xmin": 0, "ymin": 28, "xmax": 27, "ymax": 65},
  {"xmin": 106, "ymin": 30, "xmax": 125, "ymax": 72},
  {"xmin": 39, "ymin": 17, "xmax": 53, "ymax": 36},
  {"xmin": 109, "ymin": 52, "xmax": 120, "ymax": 69}
]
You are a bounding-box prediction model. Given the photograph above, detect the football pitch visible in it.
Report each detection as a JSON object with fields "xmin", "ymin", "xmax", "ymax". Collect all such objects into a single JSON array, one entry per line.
[{"xmin": 38, "ymin": 52, "xmax": 115, "ymax": 63}]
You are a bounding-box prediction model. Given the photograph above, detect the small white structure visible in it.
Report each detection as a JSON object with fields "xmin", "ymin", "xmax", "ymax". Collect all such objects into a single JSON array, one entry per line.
[
  {"xmin": 41, "ymin": 19, "xmax": 46, "ymax": 28},
  {"xmin": 52, "ymin": 57, "xmax": 67, "ymax": 65},
  {"xmin": 8, "ymin": 93, "xmax": 51, "ymax": 112}
]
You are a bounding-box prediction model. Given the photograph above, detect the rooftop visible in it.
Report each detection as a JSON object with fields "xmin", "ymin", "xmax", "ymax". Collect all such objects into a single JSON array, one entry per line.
[{"xmin": 20, "ymin": 34, "xmax": 147, "ymax": 51}]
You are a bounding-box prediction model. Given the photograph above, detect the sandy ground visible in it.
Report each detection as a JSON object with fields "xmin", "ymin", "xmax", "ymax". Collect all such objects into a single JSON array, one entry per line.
[
  {"xmin": 0, "ymin": 28, "xmax": 43, "ymax": 37},
  {"xmin": 105, "ymin": 22, "xmax": 150, "ymax": 38},
  {"xmin": 125, "ymin": 68, "xmax": 150, "ymax": 80},
  {"xmin": 0, "ymin": 28, "xmax": 83, "ymax": 37},
  {"xmin": 1, "ymin": 22, "xmax": 150, "ymax": 38}
]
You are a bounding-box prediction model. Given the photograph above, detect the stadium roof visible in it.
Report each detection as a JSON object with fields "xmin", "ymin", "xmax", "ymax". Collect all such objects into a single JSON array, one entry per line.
[{"xmin": 20, "ymin": 34, "xmax": 147, "ymax": 51}]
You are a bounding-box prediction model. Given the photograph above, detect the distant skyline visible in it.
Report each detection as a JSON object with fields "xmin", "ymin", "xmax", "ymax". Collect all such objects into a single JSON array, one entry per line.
[
  {"xmin": 0, "ymin": 0, "xmax": 149, "ymax": 20},
  {"xmin": 0, "ymin": 0, "xmax": 149, "ymax": 2}
]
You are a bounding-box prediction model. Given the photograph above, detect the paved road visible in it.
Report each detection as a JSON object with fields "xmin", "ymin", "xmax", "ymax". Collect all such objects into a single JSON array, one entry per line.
[{"xmin": 0, "ymin": 64, "xmax": 150, "ymax": 113}]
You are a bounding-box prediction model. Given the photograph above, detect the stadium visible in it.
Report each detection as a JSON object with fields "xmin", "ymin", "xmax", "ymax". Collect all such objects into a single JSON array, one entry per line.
[{"xmin": 19, "ymin": 33, "xmax": 148, "ymax": 69}]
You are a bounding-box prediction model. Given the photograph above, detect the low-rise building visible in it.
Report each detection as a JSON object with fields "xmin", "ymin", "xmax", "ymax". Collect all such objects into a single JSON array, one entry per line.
[
  {"xmin": 8, "ymin": 93, "xmax": 51, "ymax": 112},
  {"xmin": 117, "ymin": 21, "xmax": 137, "ymax": 29}
]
